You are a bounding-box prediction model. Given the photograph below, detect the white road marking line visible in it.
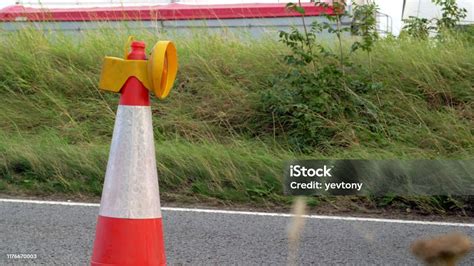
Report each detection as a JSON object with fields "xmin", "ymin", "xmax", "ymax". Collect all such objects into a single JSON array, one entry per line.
[
  {"xmin": 1, "ymin": 198, "xmax": 473, "ymax": 227},
  {"xmin": 163, "ymin": 207, "xmax": 474, "ymax": 227},
  {"xmin": 0, "ymin": 198, "xmax": 99, "ymax": 207}
]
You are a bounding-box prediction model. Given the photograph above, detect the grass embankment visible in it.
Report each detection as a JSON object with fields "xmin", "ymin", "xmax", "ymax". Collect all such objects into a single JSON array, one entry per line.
[{"xmin": 0, "ymin": 28, "xmax": 472, "ymax": 214}]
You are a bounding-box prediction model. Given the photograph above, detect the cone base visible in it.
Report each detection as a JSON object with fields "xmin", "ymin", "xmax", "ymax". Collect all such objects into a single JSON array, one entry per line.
[{"xmin": 91, "ymin": 216, "xmax": 166, "ymax": 266}]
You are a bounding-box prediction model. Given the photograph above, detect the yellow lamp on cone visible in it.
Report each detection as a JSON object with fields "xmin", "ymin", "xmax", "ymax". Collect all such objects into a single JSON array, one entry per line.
[{"xmin": 99, "ymin": 37, "xmax": 178, "ymax": 100}]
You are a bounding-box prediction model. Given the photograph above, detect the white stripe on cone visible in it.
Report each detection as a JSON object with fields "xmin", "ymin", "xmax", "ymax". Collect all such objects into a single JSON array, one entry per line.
[{"xmin": 99, "ymin": 105, "xmax": 162, "ymax": 219}]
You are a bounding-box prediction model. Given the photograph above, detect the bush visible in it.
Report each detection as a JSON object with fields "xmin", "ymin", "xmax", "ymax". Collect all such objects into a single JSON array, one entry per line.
[
  {"xmin": 259, "ymin": 1, "xmax": 381, "ymax": 151},
  {"xmin": 261, "ymin": 65, "xmax": 383, "ymax": 151}
]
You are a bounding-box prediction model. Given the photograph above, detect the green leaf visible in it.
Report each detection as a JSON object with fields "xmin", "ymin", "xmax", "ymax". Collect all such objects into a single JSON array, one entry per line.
[{"xmin": 294, "ymin": 6, "xmax": 306, "ymax": 15}]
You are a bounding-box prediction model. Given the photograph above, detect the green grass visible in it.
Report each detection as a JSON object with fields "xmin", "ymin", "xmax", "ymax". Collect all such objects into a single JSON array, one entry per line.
[{"xmin": 0, "ymin": 26, "xmax": 472, "ymax": 214}]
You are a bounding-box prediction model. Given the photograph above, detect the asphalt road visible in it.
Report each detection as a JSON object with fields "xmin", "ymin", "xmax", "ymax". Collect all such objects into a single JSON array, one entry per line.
[{"xmin": 0, "ymin": 199, "xmax": 473, "ymax": 265}]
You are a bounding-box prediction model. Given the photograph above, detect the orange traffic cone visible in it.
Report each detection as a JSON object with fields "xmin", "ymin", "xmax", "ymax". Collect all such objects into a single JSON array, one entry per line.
[{"xmin": 91, "ymin": 40, "xmax": 171, "ymax": 265}]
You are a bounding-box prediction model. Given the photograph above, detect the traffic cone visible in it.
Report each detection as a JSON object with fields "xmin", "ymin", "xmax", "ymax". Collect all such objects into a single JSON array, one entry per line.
[{"xmin": 91, "ymin": 40, "xmax": 172, "ymax": 265}]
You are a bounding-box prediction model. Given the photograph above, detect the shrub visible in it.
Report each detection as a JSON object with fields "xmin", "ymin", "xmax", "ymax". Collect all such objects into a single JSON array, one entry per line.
[{"xmin": 259, "ymin": 0, "xmax": 381, "ymax": 151}]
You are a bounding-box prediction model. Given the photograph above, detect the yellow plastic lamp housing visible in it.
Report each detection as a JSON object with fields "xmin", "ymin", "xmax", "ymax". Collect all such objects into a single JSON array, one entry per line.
[
  {"xmin": 148, "ymin": 41, "xmax": 178, "ymax": 100},
  {"xmin": 99, "ymin": 58, "xmax": 150, "ymax": 93},
  {"xmin": 98, "ymin": 39, "xmax": 178, "ymax": 100}
]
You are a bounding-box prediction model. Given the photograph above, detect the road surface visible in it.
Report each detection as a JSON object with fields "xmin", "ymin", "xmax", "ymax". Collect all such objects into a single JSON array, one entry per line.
[{"xmin": 0, "ymin": 199, "xmax": 473, "ymax": 265}]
